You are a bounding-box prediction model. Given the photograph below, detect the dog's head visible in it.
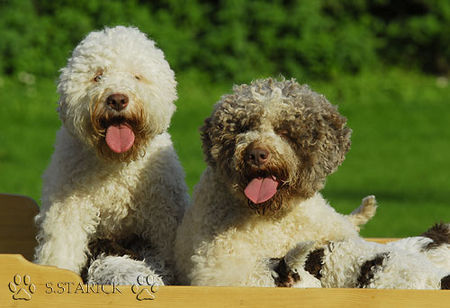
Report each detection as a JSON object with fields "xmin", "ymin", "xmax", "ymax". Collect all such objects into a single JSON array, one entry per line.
[
  {"xmin": 201, "ymin": 78, "xmax": 351, "ymax": 213},
  {"xmin": 57, "ymin": 26, "xmax": 177, "ymax": 161}
]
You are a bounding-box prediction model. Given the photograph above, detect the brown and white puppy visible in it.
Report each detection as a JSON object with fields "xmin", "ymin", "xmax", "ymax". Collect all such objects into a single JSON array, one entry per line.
[{"xmin": 272, "ymin": 223, "xmax": 450, "ymax": 290}]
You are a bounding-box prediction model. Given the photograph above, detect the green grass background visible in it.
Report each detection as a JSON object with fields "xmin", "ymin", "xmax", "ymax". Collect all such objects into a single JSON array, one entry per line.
[{"xmin": 0, "ymin": 68, "xmax": 449, "ymax": 237}]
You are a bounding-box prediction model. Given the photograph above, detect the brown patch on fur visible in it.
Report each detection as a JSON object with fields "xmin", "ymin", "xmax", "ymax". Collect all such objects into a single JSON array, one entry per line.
[
  {"xmin": 270, "ymin": 258, "xmax": 300, "ymax": 287},
  {"xmin": 247, "ymin": 197, "xmax": 284, "ymax": 215},
  {"xmin": 87, "ymin": 238, "xmax": 141, "ymax": 260},
  {"xmin": 357, "ymin": 253, "xmax": 389, "ymax": 288},
  {"xmin": 441, "ymin": 275, "xmax": 450, "ymax": 290},
  {"xmin": 80, "ymin": 234, "xmax": 144, "ymax": 283},
  {"xmin": 304, "ymin": 248, "xmax": 324, "ymax": 279},
  {"xmin": 421, "ymin": 223, "xmax": 450, "ymax": 250},
  {"xmin": 90, "ymin": 97, "xmax": 153, "ymax": 162}
]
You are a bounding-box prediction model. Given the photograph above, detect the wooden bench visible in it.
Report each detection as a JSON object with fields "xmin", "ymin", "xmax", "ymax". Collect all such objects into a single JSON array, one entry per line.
[
  {"xmin": 0, "ymin": 193, "xmax": 38, "ymax": 261},
  {"xmin": 0, "ymin": 193, "xmax": 448, "ymax": 307}
]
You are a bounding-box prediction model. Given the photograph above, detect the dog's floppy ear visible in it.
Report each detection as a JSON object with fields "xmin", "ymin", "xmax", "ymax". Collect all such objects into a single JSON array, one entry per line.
[
  {"xmin": 314, "ymin": 104, "xmax": 352, "ymax": 177},
  {"xmin": 56, "ymin": 96, "xmax": 73, "ymax": 129},
  {"xmin": 299, "ymin": 101, "xmax": 351, "ymax": 197},
  {"xmin": 200, "ymin": 115, "xmax": 216, "ymax": 166},
  {"xmin": 324, "ymin": 107, "xmax": 352, "ymax": 173}
]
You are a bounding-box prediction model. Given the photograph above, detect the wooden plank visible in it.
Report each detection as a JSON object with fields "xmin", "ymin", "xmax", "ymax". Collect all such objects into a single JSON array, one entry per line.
[
  {"xmin": 0, "ymin": 254, "xmax": 448, "ymax": 308},
  {"xmin": 0, "ymin": 193, "xmax": 39, "ymax": 261}
]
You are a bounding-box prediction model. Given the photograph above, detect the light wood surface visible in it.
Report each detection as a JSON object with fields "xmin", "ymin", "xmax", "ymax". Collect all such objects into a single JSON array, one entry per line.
[
  {"xmin": 366, "ymin": 238, "xmax": 398, "ymax": 244},
  {"xmin": 0, "ymin": 193, "xmax": 39, "ymax": 260}
]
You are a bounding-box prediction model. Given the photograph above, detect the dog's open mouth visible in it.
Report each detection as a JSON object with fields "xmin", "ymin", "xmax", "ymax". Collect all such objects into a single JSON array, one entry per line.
[
  {"xmin": 244, "ymin": 176, "xmax": 279, "ymax": 204},
  {"xmin": 105, "ymin": 123, "xmax": 135, "ymax": 153},
  {"xmin": 93, "ymin": 112, "xmax": 147, "ymax": 161}
]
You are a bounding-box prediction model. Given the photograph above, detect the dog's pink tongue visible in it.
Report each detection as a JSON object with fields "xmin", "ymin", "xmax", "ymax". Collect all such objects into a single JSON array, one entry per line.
[
  {"xmin": 244, "ymin": 177, "xmax": 279, "ymax": 204},
  {"xmin": 105, "ymin": 124, "xmax": 135, "ymax": 153}
]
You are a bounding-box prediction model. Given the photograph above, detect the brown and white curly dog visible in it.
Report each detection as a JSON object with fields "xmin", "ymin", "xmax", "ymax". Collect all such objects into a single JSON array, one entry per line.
[{"xmin": 175, "ymin": 78, "xmax": 376, "ymax": 286}]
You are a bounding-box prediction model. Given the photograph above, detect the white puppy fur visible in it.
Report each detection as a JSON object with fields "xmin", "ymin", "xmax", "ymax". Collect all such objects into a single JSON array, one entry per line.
[
  {"xmin": 34, "ymin": 26, "xmax": 189, "ymax": 285},
  {"xmin": 87, "ymin": 255, "xmax": 164, "ymax": 286},
  {"xmin": 175, "ymin": 78, "xmax": 375, "ymax": 286},
  {"xmin": 385, "ymin": 223, "xmax": 450, "ymax": 272},
  {"xmin": 279, "ymin": 232, "xmax": 450, "ymax": 290}
]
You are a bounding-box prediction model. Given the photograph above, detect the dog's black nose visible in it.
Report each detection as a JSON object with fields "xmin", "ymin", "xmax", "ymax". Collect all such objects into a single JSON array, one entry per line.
[
  {"xmin": 248, "ymin": 146, "xmax": 271, "ymax": 166},
  {"xmin": 106, "ymin": 93, "xmax": 129, "ymax": 111}
]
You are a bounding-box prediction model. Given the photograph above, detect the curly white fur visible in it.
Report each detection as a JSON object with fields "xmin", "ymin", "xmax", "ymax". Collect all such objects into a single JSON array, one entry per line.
[
  {"xmin": 87, "ymin": 255, "xmax": 165, "ymax": 286},
  {"xmin": 34, "ymin": 26, "xmax": 189, "ymax": 285},
  {"xmin": 386, "ymin": 230, "xmax": 450, "ymax": 272}
]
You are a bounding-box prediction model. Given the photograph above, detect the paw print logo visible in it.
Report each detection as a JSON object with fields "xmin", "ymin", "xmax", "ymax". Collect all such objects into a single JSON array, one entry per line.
[
  {"xmin": 8, "ymin": 274, "xmax": 36, "ymax": 301},
  {"xmin": 131, "ymin": 275, "xmax": 159, "ymax": 301},
  {"xmin": 131, "ymin": 284, "xmax": 156, "ymax": 301}
]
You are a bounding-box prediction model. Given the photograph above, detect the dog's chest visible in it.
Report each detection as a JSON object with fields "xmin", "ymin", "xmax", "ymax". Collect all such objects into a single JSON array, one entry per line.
[
  {"xmin": 88, "ymin": 169, "xmax": 141, "ymax": 236},
  {"xmin": 94, "ymin": 201, "xmax": 137, "ymax": 238},
  {"xmin": 229, "ymin": 200, "xmax": 337, "ymax": 258},
  {"xmin": 231, "ymin": 214, "xmax": 308, "ymax": 258}
]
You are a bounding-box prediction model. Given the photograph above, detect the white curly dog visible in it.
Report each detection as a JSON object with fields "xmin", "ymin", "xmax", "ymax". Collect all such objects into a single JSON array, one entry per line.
[
  {"xmin": 175, "ymin": 78, "xmax": 376, "ymax": 286},
  {"xmin": 34, "ymin": 26, "xmax": 189, "ymax": 285}
]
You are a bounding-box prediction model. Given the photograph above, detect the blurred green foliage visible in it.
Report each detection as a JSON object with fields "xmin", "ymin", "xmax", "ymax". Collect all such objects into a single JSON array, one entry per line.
[{"xmin": 0, "ymin": 0, "xmax": 448, "ymax": 82}]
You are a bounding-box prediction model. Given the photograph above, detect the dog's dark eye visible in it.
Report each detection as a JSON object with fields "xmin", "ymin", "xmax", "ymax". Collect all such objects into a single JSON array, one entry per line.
[
  {"xmin": 278, "ymin": 129, "xmax": 289, "ymax": 136},
  {"xmin": 93, "ymin": 72, "xmax": 103, "ymax": 82},
  {"xmin": 135, "ymin": 75, "xmax": 142, "ymax": 81},
  {"xmin": 237, "ymin": 125, "xmax": 249, "ymax": 133},
  {"xmin": 277, "ymin": 129, "xmax": 290, "ymax": 138}
]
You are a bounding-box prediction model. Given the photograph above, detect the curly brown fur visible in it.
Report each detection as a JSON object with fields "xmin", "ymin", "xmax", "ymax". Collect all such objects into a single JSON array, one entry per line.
[
  {"xmin": 441, "ymin": 275, "xmax": 450, "ymax": 289},
  {"xmin": 421, "ymin": 222, "xmax": 450, "ymax": 250},
  {"xmin": 80, "ymin": 234, "xmax": 145, "ymax": 282},
  {"xmin": 357, "ymin": 253, "xmax": 389, "ymax": 288},
  {"xmin": 270, "ymin": 258, "xmax": 301, "ymax": 287},
  {"xmin": 200, "ymin": 78, "xmax": 351, "ymax": 214},
  {"xmin": 304, "ymin": 248, "xmax": 325, "ymax": 280},
  {"xmin": 87, "ymin": 235, "xmax": 143, "ymax": 260}
]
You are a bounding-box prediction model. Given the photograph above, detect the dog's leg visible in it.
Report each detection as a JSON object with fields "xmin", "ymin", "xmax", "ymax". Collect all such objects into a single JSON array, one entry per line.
[
  {"xmin": 34, "ymin": 198, "xmax": 99, "ymax": 274},
  {"xmin": 83, "ymin": 236, "xmax": 170, "ymax": 285},
  {"xmin": 348, "ymin": 195, "xmax": 377, "ymax": 231},
  {"xmin": 87, "ymin": 255, "xmax": 165, "ymax": 286}
]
